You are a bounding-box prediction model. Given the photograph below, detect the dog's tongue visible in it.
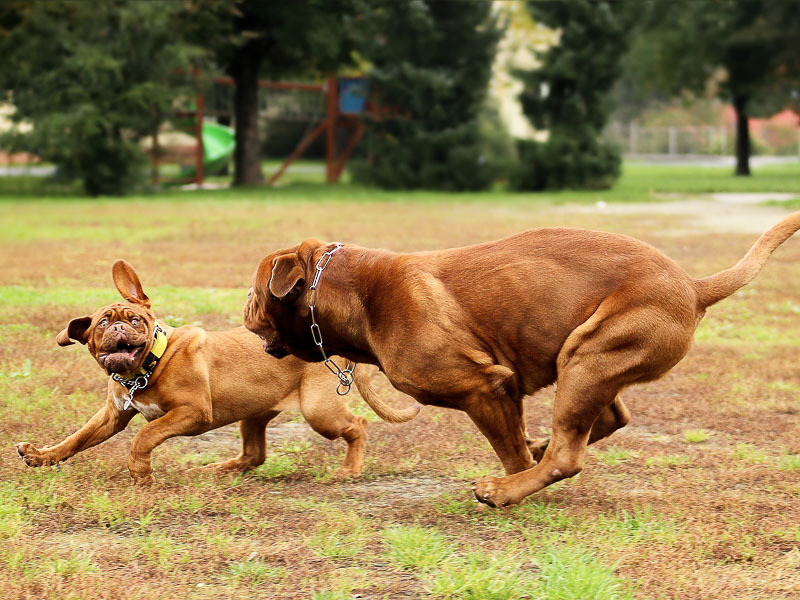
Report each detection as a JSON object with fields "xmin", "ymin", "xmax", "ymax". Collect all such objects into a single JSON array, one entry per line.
[{"xmin": 103, "ymin": 345, "xmax": 141, "ymax": 373}]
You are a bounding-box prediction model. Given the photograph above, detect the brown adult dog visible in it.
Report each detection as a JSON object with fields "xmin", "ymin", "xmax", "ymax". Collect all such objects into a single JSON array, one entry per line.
[
  {"xmin": 243, "ymin": 212, "xmax": 800, "ymax": 507},
  {"xmin": 15, "ymin": 260, "xmax": 418, "ymax": 485}
]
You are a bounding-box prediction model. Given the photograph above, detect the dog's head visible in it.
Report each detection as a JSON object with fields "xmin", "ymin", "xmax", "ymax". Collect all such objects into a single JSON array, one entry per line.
[
  {"xmin": 57, "ymin": 260, "xmax": 159, "ymax": 377},
  {"xmin": 243, "ymin": 239, "xmax": 326, "ymax": 360}
]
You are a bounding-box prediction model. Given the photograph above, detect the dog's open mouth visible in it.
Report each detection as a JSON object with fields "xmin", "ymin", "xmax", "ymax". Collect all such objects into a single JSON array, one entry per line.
[{"xmin": 99, "ymin": 339, "xmax": 145, "ymax": 373}]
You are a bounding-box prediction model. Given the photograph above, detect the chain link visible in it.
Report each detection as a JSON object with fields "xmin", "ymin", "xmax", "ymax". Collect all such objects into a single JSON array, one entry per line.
[
  {"xmin": 307, "ymin": 243, "xmax": 356, "ymax": 395},
  {"xmin": 112, "ymin": 371, "xmax": 152, "ymax": 411}
]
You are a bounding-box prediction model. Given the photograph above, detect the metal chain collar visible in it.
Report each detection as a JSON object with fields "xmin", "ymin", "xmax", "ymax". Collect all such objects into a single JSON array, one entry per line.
[
  {"xmin": 111, "ymin": 369, "xmax": 153, "ymax": 411},
  {"xmin": 307, "ymin": 243, "xmax": 356, "ymax": 396}
]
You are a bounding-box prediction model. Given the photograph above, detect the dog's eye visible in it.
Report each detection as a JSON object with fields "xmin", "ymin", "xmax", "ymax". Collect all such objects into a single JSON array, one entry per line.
[
  {"xmin": 247, "ymin": 287, "xmax": 253, "ymax": 299},
  {"xmin": 98, "ymin": 318, "xmax": 108, "ymax": 327},
  {"xmin": 131, "ymin": 317, "xmax": 140, "ymax": 326}
]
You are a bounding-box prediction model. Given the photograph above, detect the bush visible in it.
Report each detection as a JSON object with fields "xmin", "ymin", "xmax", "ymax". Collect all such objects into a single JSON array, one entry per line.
[
  {"xmin": 351, "ymin": 120, "xmax": 494, "ymax": 191},
  {"xmin": 510, "ymin": 134, "xmax": 621, "ymax": 191},
  {"xmin": 512, "ymin": 0, "xmax": 631, "ymax": 191}
]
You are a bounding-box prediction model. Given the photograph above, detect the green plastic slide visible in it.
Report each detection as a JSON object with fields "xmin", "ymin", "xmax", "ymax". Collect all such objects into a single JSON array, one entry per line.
[{"xmin": 180, "ymin": 122, "xmax": 235, "ymax": 179}]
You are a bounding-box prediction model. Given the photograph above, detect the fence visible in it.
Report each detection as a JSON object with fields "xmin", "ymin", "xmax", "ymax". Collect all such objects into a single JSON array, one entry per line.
[{"xmin": 604, "ymin": 122, "xmax": 800, "ymax": 157}]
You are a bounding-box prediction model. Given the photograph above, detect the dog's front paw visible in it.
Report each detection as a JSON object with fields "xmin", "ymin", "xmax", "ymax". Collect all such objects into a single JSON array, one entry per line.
[
  {"xmin": 130, "ymin": 472, "xmax": 154, "ymax": 487},
  {"xmin": 329, "ymin": 465, "xmax": 363, "ymax": 481},
  {"xmin": 472, "ymin": 476, "xmax": 523, "ymax": 508},
  {"xmin": 15, "ymin": 442, "xmax": 51, "ymax": 467}
]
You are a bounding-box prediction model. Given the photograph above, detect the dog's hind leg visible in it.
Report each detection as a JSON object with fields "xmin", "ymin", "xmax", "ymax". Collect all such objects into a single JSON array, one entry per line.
[
  {"xmin": 528, "ymin": 395, "xmax": 630, "ymax": 462},
  {"xmin": 474, "ymin": 364, "xmax": 619, "ymax": 506},
  {"xmin": 473, "ymin": 297, "xmax": 693, "ymax": 507},
  {"xmin": 306, "ymin": 407, "xmax": 368, "ymax": 480},
  {"xmin": 299, "ymin": 380, "xmax": 368, "ymax": 479},
  {"xmin": 191, "ymin": 413, "xmax": 278, "ymax": 474},
  {"xmin": 330, "ymin": 413, "xmax": 369, "ymax": 480},
  {"xmin": 588, "ymin": 395, "xmax": 631, "ymax": 444}
]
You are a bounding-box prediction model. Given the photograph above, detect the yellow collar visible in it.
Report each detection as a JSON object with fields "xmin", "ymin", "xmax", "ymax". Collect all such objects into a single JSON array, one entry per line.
[{"xmin": 118, "ymin": 323, "xmax": 168, "ymax": 380}]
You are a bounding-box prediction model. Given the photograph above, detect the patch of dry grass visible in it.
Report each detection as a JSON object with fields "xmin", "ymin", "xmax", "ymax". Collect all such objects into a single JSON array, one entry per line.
[{"xmin": 1, "ymin": 185, "xmax": 799, "ymax": 599}]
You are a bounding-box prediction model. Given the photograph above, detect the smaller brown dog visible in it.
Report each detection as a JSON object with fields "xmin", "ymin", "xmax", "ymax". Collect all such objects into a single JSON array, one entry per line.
[{"xmin": 16, "ymin": 260, "xmax": 418, "ymax": 484}]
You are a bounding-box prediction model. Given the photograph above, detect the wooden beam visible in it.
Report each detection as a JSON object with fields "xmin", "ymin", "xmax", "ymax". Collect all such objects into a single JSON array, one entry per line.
[
  {"xmin": 333, "ymin": 120, "xmax": 364, "ymax": 182},
  {"xmin": 268, "ymin": 120, "xmax": 327, "ymax": 186},
  {"xmin": 212, "ymin": 76, "xmax": 324, "ymax": 92},
  {"xmin": 325, "ymin": 76, "xmax": 339, "ymax": 183}
]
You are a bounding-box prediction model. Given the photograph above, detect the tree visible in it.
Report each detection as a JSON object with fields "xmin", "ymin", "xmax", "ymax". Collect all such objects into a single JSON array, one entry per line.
[
  {"xmin": 630, "ymin": 0, "xmax": 800, "ymax": 175},
  {"xmin": 349, "ymin": 0, "xmax": 502, "ymax": 191},
  {"xmin": 510, "ymin": 0, "xmax": 633, "ymax": 191},
  {"xmin": 189, "ymin": 0, "xmax": 366, "ymax": 186},
  {"xmin": 0, "ymin": 1, "xmax": 205, "ymax": 195}
]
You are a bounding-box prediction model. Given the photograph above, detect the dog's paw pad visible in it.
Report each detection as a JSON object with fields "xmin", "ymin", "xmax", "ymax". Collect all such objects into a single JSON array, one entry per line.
[
  {"xmin": 15, "ymin": 443, "xmax": 46, "ymax": 467},
  {"xmin": 329, "ymin": 467, "xmax": 362, "ymax": 482},
  {"xmin": 472, "ymin": 476, "xmax": 520, "ymax": 508}
]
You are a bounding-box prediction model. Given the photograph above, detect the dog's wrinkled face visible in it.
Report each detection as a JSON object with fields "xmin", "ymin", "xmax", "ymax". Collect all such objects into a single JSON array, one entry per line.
[
  {"xmin": 243, "ymin": 240, "xmax": 322, "ymax": 360},
  {"xmin": 58, "ymin": 304, "xmax": 156, "ymax": 375},
  {"xmin": 56, "ymin": 259, "xmax": 157, "ymax": 377}
]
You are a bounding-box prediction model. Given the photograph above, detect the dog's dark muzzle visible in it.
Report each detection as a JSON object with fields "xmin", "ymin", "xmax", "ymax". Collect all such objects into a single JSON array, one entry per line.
[
  {"xmin": 262, "ymin": 336, "xmax": 289, "ymax": 358},
  {"xmin": 266, "ymin": 345, "xmax": 289, "ymax": 359}
]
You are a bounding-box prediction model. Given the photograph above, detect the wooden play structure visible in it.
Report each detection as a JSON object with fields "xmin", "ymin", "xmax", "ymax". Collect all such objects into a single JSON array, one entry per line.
[{"xmin": 151, "ymin": 74, "xmax": 370, "ymax": 187}]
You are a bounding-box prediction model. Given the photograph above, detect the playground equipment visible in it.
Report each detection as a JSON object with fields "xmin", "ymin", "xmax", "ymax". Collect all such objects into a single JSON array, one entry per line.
[
  {"xmin": 179, "ymin": 122, "xmax": 235, "ymax": 180},
  {"xmin": 268, "ymin": 76, "xmax": 369, "ymax": 185},
  {"xmin": 151, "ymin": 73, "xmax": 371, "ymax": 187},
  {"xmin": 211, "ymin": 75, "xmax": 369, "ymax": 185},
  {"xmin": 150, "ymin": 80, "xmax": 234, "ymax": 186}
]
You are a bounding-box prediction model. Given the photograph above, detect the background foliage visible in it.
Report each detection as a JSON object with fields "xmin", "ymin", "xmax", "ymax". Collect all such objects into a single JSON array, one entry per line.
[
  {"xmin": 510, "ymin": 0, "xmax": 633, "ymax": 191},
  {"xmin": 0, "ymin": 0, "xmax": 206, "ymax": 195},
  {"xmin": 349, "ymin": 0, "xmax": 503, "ymax": 191}
]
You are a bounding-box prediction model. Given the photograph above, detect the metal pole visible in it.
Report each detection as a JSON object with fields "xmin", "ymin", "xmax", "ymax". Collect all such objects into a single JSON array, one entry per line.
[
  {"xmin": 668, "ymin": 126, "xmax": 677, "ymax": 156},
  {"xmin": 151, "ymin": 130, "xmax": 160, "ymax": 186}
]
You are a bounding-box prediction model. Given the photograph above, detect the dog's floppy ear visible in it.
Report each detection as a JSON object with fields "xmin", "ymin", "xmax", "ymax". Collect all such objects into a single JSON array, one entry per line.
[
  {"xmin": 56, "ymin": 316, "xmax": 92, "ymax": 346},
  {"xmin": 112, "ymin": 259, "xmax": 151, "ymax": 308},
  {"xmin": 268, "ymin": 254, "xmax": 305, "ymax": 301}
]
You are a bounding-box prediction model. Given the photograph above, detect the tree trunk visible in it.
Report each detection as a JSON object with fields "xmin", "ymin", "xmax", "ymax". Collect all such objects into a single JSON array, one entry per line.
[
  {"xmin": 232, "ymin": 41, "xmax": 265, "ymax": 186},
  {"xmin": 732, "ymin": 94, "xmax": 751, "ymax": 176}
]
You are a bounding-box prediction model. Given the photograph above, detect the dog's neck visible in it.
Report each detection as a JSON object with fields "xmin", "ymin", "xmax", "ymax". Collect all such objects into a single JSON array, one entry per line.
[{"xmin": 304, "ymin": 247, "xmax": 378, "ymax": 365}]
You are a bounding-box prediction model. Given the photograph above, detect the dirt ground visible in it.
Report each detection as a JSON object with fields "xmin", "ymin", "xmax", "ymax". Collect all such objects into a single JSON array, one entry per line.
[{"xmin": 0, "ymin": 194, "xmax": 798, "ymax": 599}]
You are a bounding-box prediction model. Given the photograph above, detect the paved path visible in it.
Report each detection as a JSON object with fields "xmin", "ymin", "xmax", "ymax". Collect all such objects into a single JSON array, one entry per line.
[
  {"xmin": 0, "ymin": 165, "xmax": 56, "ymax": 176},
  {"xmin": 626, "ymin": 155, "xmax": 798, "ymax": 168},
  {"xmin": 575, "ymin": 194, "xmax": 798, "ymax": 234}
]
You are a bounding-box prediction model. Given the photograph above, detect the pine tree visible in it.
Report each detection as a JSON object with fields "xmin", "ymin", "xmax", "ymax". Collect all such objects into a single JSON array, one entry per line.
[
  {"xmin": 511, "ymin": 0, "xmax": 632, "ymax": 190},
  {"xmin": 0, "ymin": 1, "xmax": 205, "ymax": 195},
  {"xmin": 627, "ymin": 0, "xmax": 800, "ymax": 176},
  {"xmin": 351, "ymin": 1, "xmax": 502, "ymax": 191}
]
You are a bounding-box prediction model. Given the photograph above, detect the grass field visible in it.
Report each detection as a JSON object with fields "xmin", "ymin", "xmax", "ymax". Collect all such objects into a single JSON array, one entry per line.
[{"xmin": 1, "ymin": 162, "xmax": 799, "ymax": 599}]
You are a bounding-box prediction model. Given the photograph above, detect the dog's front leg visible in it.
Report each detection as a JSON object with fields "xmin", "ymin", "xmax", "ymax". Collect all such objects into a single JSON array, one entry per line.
[
  {"xmin": 127, "ymin": 405, "xmax": 211, "ymax": 485},
  {"xmin": 16, "ymin": 402, "xmax": 136, "ymax": 468},
  {"xmin": 465, "ymin": 394, "xmax": 534, "ymax": 477}
]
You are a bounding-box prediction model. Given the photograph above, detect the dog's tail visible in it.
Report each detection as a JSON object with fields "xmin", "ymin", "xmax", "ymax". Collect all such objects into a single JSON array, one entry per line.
[
  {"xmin": 352, "ymin": 366, "xmax": 421, "ymax": 424},
  {"xmin": 694, "ymin": 211, "xmax": 800, "ymax": 309}
]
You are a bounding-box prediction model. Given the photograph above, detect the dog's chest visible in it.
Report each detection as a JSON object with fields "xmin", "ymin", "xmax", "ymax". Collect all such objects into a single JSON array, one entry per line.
[{"xmin": 112, "ymin": 391, "xmax": 166, "ymax": 421}]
